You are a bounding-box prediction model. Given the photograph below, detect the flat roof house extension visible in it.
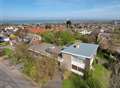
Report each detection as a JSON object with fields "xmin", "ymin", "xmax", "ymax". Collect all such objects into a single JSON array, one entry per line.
[{"xmin": 60, "ymin": 43, "xmax": 99, "ymax": 75}]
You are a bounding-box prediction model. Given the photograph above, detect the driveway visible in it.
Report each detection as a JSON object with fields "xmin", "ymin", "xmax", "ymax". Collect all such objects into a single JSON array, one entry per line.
[{"xmin": 0, "ymin": 58, "xmax": 40, "ymax": 88}]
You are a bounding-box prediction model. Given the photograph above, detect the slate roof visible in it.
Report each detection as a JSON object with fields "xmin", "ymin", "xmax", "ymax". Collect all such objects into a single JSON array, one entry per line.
[{"xmin": 61, "ymin": 43, "xmax": 99, "ymax": 59}]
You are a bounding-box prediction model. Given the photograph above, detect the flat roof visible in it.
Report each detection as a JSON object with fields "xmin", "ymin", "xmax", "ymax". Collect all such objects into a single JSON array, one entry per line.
[
  {"xmin": 61, "ymin": 43, "xmax": 99, "ymax": 58},
  {"xmin": 29, "ymin": 43, "xmax": 61, "ymax": 56}
]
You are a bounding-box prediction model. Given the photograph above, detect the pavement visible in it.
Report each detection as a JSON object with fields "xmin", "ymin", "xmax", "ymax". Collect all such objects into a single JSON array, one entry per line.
[{"xmin": 0, "ymin": 57, "xmax": 40, "ymax": 88}]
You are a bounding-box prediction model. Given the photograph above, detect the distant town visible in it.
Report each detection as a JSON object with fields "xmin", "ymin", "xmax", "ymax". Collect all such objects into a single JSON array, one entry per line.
[{"xmin": 0, "ymin": 19, "xmax": 120, "ymax": 88}]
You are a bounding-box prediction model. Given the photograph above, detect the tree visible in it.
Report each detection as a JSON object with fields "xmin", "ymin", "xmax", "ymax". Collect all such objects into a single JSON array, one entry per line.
[
  {"xmin": 66, "ymin": 20, "xmax": 72, "ymax": 28},
  {"xmin": 42, "ymin": 31, "xmax": 75, "ymax": 46},
  {"xmin": 79, "ymin": 35, "xmax": 89, "ymax": 43},
  {"xmin": 59, "ymin": 31, "xmax": 75, "ymax": 45},
  {"xmin": 42, "ymin": 31, "xmax": 55, "ymax": 43}
]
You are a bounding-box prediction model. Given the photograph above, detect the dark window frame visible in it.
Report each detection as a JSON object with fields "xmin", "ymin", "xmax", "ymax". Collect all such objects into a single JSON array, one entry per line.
[
  {"xmin": 72, "ymin": 64, "xmax": 84, "ymax": 72},
  {"xmin": 72, "ymin": 64, "xmax": 77, "ymax": 70}
]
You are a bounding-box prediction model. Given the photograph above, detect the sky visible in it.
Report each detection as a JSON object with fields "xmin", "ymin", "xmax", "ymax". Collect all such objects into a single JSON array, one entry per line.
[{"xmin": 0, "ymin": 0, "xmax": 120, "ymax": 20}]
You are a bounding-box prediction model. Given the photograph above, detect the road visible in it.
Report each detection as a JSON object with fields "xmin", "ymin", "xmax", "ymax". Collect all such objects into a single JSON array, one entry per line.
[{"xmin": 0, "ymin": 58, "xmax": 39, "ymax": 88}]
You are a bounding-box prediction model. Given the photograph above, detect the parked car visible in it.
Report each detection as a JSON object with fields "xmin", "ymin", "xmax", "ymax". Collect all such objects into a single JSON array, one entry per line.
[{"xmin": 0, "ymin": 37, "xmax": 4, "ymax": 43}]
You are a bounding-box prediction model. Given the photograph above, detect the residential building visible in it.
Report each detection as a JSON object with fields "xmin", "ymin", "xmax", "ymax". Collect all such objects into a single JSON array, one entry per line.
[
  {"xmin": 79, "ymin": 30, "xmax": 92, "ymax": 35},
  {"xmin": 59, "ymin": 43, "xmax": 99, "ymax": 75},
  {"xmin": 28, "ymin": 26, "xmax": 46, "ymax": 34}
]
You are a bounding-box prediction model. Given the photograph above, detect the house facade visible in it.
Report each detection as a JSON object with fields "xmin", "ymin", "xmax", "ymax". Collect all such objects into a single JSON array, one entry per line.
[{"xmin": 58, "ymin": 43, "xmax": 99, "ymax": 75}]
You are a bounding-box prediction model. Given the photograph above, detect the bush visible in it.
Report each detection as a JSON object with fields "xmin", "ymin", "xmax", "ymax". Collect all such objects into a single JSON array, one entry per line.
[
  {"xmin": 3, "ymin": 48, "xmax": 13, "ymax": 58},
  {"xmin": 59, "ymin": 31, "xmax": 75, "ymax": 45},
  {"xmin": 63, "ymin": 74, "xmax": 88, "ymax": 88},
  {"xmin": 42, "ymin": 32, "xmax": 55, "ymax": 43},
  {"xmin": 42, "ymin": 31, "xmax": 75, "ymax": 46},
  {"xmin": 71, "ymin": 74, "xmax": 88, "ymax": 88},
  {"xmin": 86, "ymin": 77, "xmax": 102, "ymax": 88},
  {"xmin": 23, "ymin": 60, "xmax": 37, "ymax": 80},
  {"xmin": 63, "ymin": 67, "xmax": 108, "ymax": 88}
]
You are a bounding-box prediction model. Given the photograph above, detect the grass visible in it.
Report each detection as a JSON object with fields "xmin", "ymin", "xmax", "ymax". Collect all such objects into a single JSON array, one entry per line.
[
  {"xmin": 63, "ymin": 57, "xmax": 111, "ymax": 88},
  {"xmin": 92, "ymin": 64, "xmax": 111, "ymax": 88},
  {"xmin": 63, "ymin": 65, "xmax": 111, "ymax": 88},
  {"xmin": 63, "ymin": 80, "xmax": 74, "ymax": 88},
  {"xmin": 0, "ymin": 42, "xmax": 9, "ymax": 46},
  {"xmin": 93, "ymin": 51, "xmax": 111, "ymax": 88},
  {"xmin": 3, "ymin": 48, "xmax": 13, "ymax": 57},
  {"xmin": 63, "ymin": 73, "xmax": 88, "ymax": 88},
  {"xmin": 62, "ymin": 71, "xmax": 75, "ymax": 88}
]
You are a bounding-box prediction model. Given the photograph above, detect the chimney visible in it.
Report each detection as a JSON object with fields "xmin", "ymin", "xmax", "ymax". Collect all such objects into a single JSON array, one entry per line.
[
  {"xmin": 74, "ymin": 44, "xmax": 80, "ymax": 48},
  {"xmin": 76, "ymin": 44, "xmax": 80, "ymax": 48}
]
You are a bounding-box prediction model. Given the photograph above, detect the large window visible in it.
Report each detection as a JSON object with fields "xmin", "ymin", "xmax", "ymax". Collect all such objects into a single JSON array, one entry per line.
[
  {"xmin": 72, "ymin": 65, "xmax": 77, "ymax": 70},
  {"xmin": 72, "ymin": 56, "xmax": 84, "ymax": 63},
  {"xmin": 72, "ymin": 64, "xmax": 84, "ymax": 72},
  {"xmin": 78, "ymin": 67, "xmax": 84, "ymax": 72}
]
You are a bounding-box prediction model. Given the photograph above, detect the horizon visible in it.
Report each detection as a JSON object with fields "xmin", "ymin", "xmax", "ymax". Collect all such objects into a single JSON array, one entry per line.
[
  {"xmin": 1, "ymin": 0, "xmax": 120, "ymax": 20},
  {"xmin": 0, "ymin": 19, "xmax": 116, "ymax": 24}
]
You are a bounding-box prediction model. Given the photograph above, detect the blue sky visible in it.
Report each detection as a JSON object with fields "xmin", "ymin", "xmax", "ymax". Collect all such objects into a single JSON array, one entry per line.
[{"xmin": 0, "ymin": 0, "xmax": 120, "ymax": 20}]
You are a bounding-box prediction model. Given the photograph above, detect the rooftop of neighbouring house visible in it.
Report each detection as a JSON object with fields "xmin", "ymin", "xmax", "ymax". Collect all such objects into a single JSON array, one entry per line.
[
  {"xmin": 61, "ymin": 42, "xmax": 99, "ymax": 59},
  {"xmin": 26, "ymin": 26, "xmax": 46, "ymax": 34},
  {"xmin": 29, "ymin": 43, "xmax": 61, "ymax": 56}
]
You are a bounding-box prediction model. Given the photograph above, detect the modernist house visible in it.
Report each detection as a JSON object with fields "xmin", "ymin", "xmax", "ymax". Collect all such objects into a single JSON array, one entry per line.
[{"xmin": 58, "ymin": 43, "xmax": 99, "ymax": 75}]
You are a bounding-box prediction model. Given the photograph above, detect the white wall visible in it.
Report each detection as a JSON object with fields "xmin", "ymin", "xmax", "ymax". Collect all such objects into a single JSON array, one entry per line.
[{"xmin": 71, "ymin": 56, "xmax": 85, "ymax": 69}]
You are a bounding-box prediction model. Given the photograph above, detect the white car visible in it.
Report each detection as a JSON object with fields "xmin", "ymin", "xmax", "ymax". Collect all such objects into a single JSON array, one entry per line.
[{"xmin": 3, "ymin": 37, "xmax": 10, "ymax": 42}]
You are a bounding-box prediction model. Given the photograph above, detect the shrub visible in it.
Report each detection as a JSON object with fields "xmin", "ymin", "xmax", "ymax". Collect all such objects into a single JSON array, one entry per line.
[
  {"xmin": 42, "ymin": 31, "xmax": 75, "ymax": 46},
  {"xmin": 3, "ymin": 48, "xmax": 13, "ymax": 58},
  {"xmin": 42, "ymin": 31, "xmax": 54, "ymax": 43},
  {"xmin": 86, "ymin": 77, "xmax": 102, "ymax": 88}
]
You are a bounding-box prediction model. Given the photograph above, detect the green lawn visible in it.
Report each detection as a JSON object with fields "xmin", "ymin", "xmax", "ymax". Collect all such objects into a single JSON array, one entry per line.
[
  {"xmin": 63, "ymin": 59, "xmax": 111, "ymax": 88},
  {"xmin": 92, "ymin": 64, "xmax": 111, "ymax": 88},
  {"xmin": 95, "ymin": 51, "xmax": 111, "ymax": 88},
  {"xmin": 63, "ymin": 80, "xmax": 74, "ymax": 88},
  {"xmin": 62, "ymin": 74, "xmax": 88, "ymax": 88}
]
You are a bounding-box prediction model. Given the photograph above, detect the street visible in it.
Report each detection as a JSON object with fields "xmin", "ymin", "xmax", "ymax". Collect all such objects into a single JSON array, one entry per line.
[{"xmin": 0, "ymin": 58, "xmax": 39, "ymax": 88}]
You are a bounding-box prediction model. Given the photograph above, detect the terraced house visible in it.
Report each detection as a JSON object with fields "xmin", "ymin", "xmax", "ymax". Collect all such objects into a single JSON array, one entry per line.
[{"xmin": 59, "ymin": 43, "xmax": 99, "ymax": 75}]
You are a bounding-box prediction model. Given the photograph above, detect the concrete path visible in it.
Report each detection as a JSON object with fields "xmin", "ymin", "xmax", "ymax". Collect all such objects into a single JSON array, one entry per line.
[{"xmin": 0, "ymin": 58, "xmax": 40, "ymax": 88}]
